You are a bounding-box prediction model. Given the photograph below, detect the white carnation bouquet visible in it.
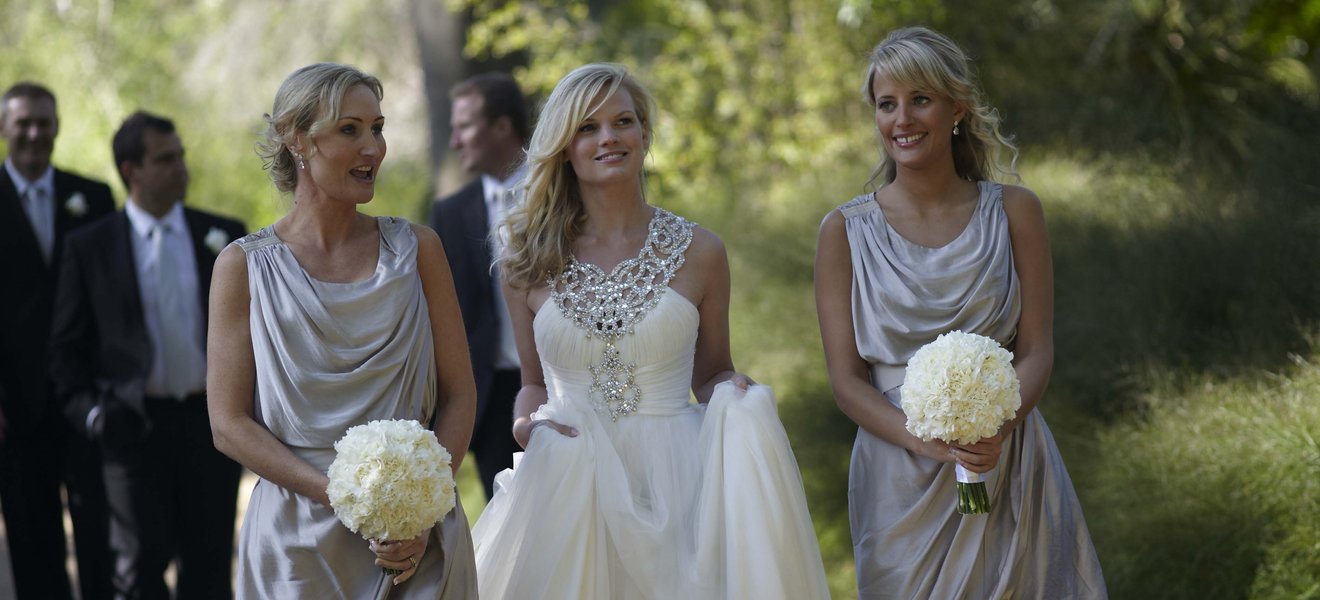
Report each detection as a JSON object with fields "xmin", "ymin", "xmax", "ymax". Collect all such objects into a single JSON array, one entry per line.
[
  {"xmin": 902, "ymin": 330, "xmax": 1021, "ymax": 514},
  {"xmin": 327, "ymin": 419, "xmax": 456, "ymax": 572}
]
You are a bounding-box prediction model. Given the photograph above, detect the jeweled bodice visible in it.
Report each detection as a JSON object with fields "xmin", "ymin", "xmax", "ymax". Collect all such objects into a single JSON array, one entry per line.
[{"xmin": 543, "ymin": 209, "xmax": 696, "ymax": 420}]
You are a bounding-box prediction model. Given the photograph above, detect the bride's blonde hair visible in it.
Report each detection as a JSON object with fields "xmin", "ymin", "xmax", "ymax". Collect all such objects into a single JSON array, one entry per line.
[{"xmin": 500, "ymin": 63, "xmax": 656, "ymax": 290}]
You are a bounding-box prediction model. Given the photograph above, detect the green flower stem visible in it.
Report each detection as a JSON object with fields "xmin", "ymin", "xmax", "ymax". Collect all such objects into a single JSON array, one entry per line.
[{"xmin": 957, "ymin": 481, "xmax": 991, "ymax": 514}]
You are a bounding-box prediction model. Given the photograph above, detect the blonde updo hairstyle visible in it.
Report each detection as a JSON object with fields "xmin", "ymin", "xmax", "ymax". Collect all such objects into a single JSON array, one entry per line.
[
  {"xmin": 863, "ymin": 27, "xmax": 1019, "ymax": 186},
  {"xmin": 257, "ymin": 63, "xmax": 383, "ymax": 193},
  {"xmin": 500, "ymin": 63, "xmax": 656, "ymax": 290}
]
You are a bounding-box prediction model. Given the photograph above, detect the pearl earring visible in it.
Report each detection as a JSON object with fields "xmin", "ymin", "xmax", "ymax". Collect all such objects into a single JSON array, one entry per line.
[{"xmin": 953, "ymin": 121, "xmax": 961, "ymax": 136}]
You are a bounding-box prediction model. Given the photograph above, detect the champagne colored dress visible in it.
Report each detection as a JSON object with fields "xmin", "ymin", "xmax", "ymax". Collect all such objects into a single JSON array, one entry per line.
[
  {"xmin": 233, "ymin": 217, "xmax": 477, "ymax": 599},
  {"xmin": 842, "ymin": 182, "xmax": 1107, "ymax": 599},
  {"xmin": 471, "ymin": 209, "xmax": 830, "ymax": 599}
]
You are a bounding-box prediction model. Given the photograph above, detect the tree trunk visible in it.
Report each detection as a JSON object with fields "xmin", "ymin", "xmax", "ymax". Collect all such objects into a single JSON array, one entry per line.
[
  {"xmin": 411, "ymin": 0, "xmax": 468, "ymax": 203},
  {"xmin": 411, "ymin": 0, "xmax": 528, "ymax": 206}
]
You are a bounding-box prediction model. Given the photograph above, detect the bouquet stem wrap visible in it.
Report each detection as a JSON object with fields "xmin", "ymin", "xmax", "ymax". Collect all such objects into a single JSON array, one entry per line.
[{"xmin": 900, "ymin": 331, "xmax": 1020, "ymax": 516}]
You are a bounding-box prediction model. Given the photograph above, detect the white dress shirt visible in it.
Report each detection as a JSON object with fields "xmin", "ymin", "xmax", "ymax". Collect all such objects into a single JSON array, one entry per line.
[
  {"xmin": 482, "ymin": 166, "xmax": 527, "ymax": 371},
  {"xmin": 125, "ymin": 200, "xmax": 208, "ymax": 398},
  {"xmin": 5, "ymin": 159, "xmax": 56, "ymax": 263}
]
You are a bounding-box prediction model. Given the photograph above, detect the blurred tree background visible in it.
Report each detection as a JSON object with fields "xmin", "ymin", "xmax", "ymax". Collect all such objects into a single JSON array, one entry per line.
[{"xmin": 3, "ymin": 0, "xmax": 1319, "ymax": 597}]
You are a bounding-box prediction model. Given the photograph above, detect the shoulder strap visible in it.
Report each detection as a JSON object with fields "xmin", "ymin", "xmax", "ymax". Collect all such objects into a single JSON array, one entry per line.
[{"xmin": 839, "ymin": 193, "xmax": 878, "ymax": 219}]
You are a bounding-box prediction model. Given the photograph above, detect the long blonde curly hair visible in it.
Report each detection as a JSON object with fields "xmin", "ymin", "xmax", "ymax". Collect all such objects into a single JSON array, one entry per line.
[
  {"xmin": 863, "ymin": 27, "xmax": 1019, "ymax": 186},
  {"xmin": 499, "ymin": 63, "xmax": 656, "ymax": 290}
]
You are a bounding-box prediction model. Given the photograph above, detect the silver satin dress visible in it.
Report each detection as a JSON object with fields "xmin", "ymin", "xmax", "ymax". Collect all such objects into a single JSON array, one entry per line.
[
  {"xmin": 842, "ymin": 182, "xmax": 1107, "ymax": 599},
  {"xmin": 233, "ymin": 217, "xmax": 477, "ymax": 599}
]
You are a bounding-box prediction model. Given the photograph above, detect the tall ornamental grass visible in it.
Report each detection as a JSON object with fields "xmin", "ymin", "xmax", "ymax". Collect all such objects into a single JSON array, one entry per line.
[{"xmin": 1084, "ymin": 352, "xmax": 1320, "ymax": 599}]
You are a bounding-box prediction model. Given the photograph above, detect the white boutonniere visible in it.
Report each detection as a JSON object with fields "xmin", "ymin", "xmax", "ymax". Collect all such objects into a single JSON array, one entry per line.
[
  {"xmin": 204, "ymin": 227, "xmax": 229, "ymax": 254},
  {"xmin": 65, "ymin": 192, "xmax": 88, "ymax": 217}
]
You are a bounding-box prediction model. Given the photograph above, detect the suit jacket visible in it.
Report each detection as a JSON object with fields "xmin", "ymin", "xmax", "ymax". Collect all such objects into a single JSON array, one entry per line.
[
  {"xmin": 430, "ymin": 179, "xmax": 504, "ymax": 424},
  {"xmin": 48, "ymin": 206, "xmax": 245, "ymax": 444},
  {"xmin": 0, "ymin": 166, "xmax": 114, "ymax": 432}
]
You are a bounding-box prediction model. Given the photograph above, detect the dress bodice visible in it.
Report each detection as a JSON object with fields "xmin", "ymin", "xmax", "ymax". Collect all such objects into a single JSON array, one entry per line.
[
  {"xmin": 534, "ymin": 208, "xmax": 697, "ymax": 420},
  {"xmin": 534, "ymin": 291, "xmax": 698, "ymax": 416},
  {"xmin": 842, "ymin": 181, "xmax": 1022, "ymax": 392},
  {"xmin": 236, "ymin": 216, "xmax": 436, "ymax": 468}
]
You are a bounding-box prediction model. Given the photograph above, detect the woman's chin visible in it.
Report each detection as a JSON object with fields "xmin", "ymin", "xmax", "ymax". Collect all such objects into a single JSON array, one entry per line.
[{"xmin": 347, "ymin": 185, "xmax": 377, "ymax": 204}]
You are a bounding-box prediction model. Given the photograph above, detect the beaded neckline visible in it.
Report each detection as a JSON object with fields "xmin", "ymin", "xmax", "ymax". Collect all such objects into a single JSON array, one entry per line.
[{"xmin": 547, "ymin": 208, "xmax": 695, "ymax": 420}]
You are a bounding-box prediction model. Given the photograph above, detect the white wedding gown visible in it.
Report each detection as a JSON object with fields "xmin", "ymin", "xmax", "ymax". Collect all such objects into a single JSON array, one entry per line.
[{"xmin": 472, "ymin": 209, "xmax": 829, "ymax": 599}]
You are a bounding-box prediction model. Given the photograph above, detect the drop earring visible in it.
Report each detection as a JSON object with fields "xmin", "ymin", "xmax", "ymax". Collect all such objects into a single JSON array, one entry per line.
[
  {"xmin": 296, "ymin": 153, "xmax": 306, "ymax": 170},
  {"xmin": 953, "ymin": 121, "xmax": 961, "ymax": 136}
]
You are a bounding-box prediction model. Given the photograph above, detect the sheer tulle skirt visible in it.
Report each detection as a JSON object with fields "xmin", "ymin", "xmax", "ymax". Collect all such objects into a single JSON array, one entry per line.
[{"xmin": 473, "ymin": 382, "xmax": 829, "ymax": 600}]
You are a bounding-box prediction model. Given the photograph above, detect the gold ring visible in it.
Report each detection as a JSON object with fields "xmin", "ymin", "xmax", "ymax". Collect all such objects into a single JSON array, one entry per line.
[{"xmin": 408, "ymin": 556, "xmax": 417, "ymax": 569}]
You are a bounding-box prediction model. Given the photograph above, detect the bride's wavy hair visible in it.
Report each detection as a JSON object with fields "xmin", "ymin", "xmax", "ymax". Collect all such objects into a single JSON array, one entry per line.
[
  {"xmin": 863, "ymin": 27, "xmax": 1019, "ymax": 187},
  {"xmin": 499, "ymin": 63, "xmax": 656, "ymax": 290}
]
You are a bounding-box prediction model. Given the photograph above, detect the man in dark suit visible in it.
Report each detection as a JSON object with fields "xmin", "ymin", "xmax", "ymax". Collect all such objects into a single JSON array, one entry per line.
[
  {"xmin": 49, "ymin": 111, "xmax": 244, "ymax": 600},
  {"xmin": 429, "ymin": 73, "xmax": 530, "ymax": 500},
  {"xmin": 0, "ymin": 81, "xmax": 115, "ymax": 600}
]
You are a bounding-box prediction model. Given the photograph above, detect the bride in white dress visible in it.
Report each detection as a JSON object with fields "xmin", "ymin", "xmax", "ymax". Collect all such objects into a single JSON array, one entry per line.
[{"xmin": 470, "ymin": 63, "xmax": 830, "ymax": 599}]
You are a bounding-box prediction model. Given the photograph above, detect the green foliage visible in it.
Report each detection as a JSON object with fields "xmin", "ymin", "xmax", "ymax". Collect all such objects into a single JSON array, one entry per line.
[
  {"xmin": 974, "ymin": 0, "xmax": 1320, "ymax": 171},
  {"xmin": 455, "ymin": 455, "xmax": 488, "ymax": 522},
  {"xmin": 461, "ymin": 0, "xmax": 1320, "ymax": 201},
  {"xmin": 1037, "ymin": 151, "xmax": 1320, "ymax": 413},
  {"xmin": 0, "ymin": 0, "xmax": 433, "ymax": 228},
  {"xmin": 1023, "ymin": 152, "xmax": 1320, "ymax": 597},
  {"xmin": 458, "ymin": 0, "xmax": 942, "ymax": 214},
  {"xmin": 1083, "ymin": 351, "xmax": 1320, "ymax": 599}
]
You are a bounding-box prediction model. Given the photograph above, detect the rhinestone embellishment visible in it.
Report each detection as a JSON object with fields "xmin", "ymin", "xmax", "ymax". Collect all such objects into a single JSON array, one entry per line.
[{"xmin": 548, "ymin": 209, "xmax": 694, "ymax": 420}]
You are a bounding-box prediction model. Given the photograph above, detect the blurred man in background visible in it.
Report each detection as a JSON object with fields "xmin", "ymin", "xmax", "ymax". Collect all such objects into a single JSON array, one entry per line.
[
  {"xmin": 429, "ymin": 73, "xmax": 530, "ymax": 500},
  {"xmin": 49, "ymin": 111, "xmax": 244, "ymax": 599},
  {"xmin": 0, "ymin": 81, "xmax": 115, "ymax": 600}
]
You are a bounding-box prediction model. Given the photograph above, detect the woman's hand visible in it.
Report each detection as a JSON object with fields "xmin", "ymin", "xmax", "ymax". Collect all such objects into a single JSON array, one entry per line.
[
  {"xmin": 371, "ymin": 530, "xmax": 429, "ymax": 585},
  {"xmin": 912, "ymin": 436, "xmax": 955, "ymax": 463},
  {"xmin": 950, "ymin": 432, "xmax": 1004, "ymax": 474},
  {"xmin": 729, "ymin": 372, "xmax": 756, "ymax": 391},
  {"xmin": 512, "ymin": 416, "xmax": 578, "ymax": 449},
  {"xmin": 910, "ymin": 433, "xmax": 1003, "ymax": 474}
]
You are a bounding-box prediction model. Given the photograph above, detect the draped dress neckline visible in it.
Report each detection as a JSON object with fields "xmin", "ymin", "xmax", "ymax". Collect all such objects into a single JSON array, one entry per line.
[
  {"xmin": 870, "ymin": 184, "xmax": 983, "ymax": 251},
  {"xmin": 841, "ymin": 180, "xmax": 1022, "ymax": 392}
]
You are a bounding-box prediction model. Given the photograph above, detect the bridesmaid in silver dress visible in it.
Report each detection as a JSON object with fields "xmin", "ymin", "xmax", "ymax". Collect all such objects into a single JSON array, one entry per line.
[
  {"xmin": 206, "ymin": 63, "xmax": 478, "ymax": 598},
  {"xmin": 815, "ymin": 27, "xmax": 1107, "ymax": 599}
]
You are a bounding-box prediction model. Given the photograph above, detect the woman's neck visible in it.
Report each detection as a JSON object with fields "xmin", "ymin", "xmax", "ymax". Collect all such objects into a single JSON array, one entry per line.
[
  {"xmin": 578, "ymin": 182, "xmax": 651, "ymax": 241},
  {"xmin": 888, "ymin": 160, "xmax": 970, "ymax": 209},
  {"xmin": 281, "ymin": 187, "xmax": 364, "ymax": 250}
]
